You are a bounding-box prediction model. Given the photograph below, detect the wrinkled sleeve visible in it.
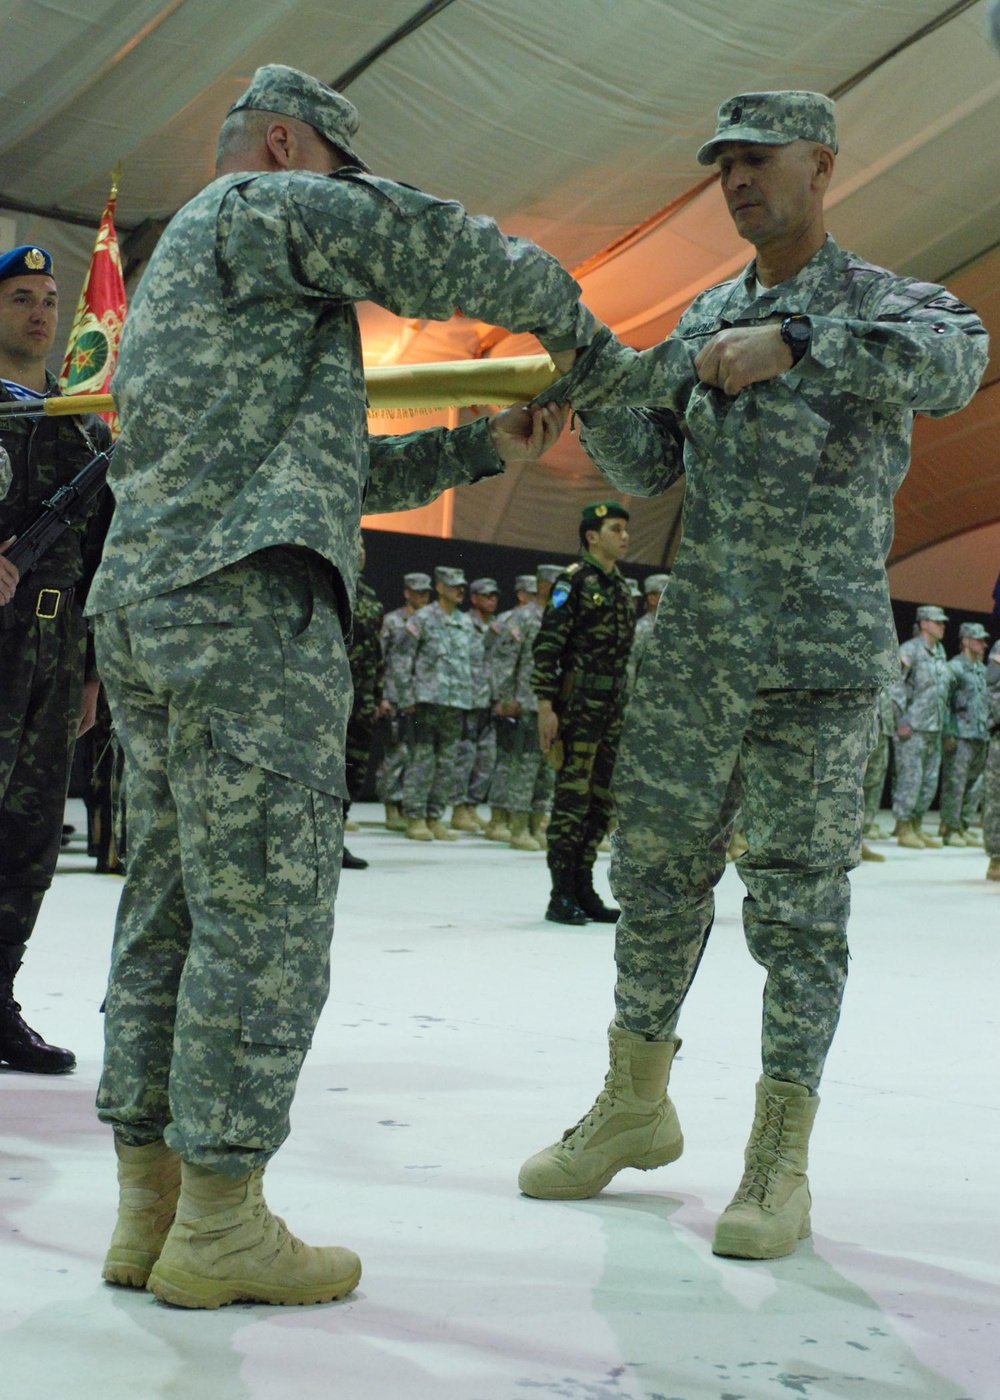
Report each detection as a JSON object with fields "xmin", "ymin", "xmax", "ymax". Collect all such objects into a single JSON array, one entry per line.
[
  {"xmin": 289, "ymin": 173, "xmax": 597, "ymax": 355},
  {"xmin": 365, "ymin": 417, "xmax": 501, "ymax": 515},
  {"xmin": 797, "ymin": 284, "xmax": 989, "ymax": 416},
  {"xmin": 577, "ymin": 405, "xmax": 686, "ymax": 496}
]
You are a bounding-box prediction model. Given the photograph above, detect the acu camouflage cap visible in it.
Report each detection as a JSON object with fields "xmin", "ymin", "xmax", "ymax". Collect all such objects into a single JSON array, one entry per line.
[
  {"xmin": 434, "ymin": 565, "xmax": 467, "ymax": 587},
  {"xmin": 403, "ymin": 571, "xmax": 432, "ymax": 591},
  {"xmin": 697, "ymin": 91, "xmax": 838, "ymax": 166},
  {"xmin": 959, "ymin": 621, "xmax": 989, "ymax": 640},
  {"xmin": 469, "ymin": 577, "xmax": 498, "ymax": 595},
  {"xmin": 644, "ymin": 573, "xmax": 670, "ymax": 594},
  {"xmin": 514, "ymin": 574, "xmax": 538, "ymax": 593},
  {"xmin": 915, "ymin": 604, "xmax": 948, "ymax": 623},
  {"xmin": 229, "ymin": 64, "xmax": 371, "ymax": 172},
  {"xmin": 535, "ymin": 564, "xmax": 564, "ymax": 583}
]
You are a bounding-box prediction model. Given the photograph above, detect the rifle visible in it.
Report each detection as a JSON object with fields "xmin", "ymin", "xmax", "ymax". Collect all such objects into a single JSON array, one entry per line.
[{"xmin": 1, "ymin": 444, "xmax": 113, "ymax": 587}]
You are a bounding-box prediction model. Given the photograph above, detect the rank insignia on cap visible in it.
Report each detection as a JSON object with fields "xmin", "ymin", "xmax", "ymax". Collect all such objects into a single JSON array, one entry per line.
[
  {"xmin": 595, "ymin": 504, "xmax": 607, "ymax": 517},
  {"xmin": 25, "ymin": 248, "xmax": 46, "ymax": 270}
]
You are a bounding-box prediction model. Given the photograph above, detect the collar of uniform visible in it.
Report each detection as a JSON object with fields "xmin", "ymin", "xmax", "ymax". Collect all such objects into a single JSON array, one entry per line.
[
  {"xmin": 741, "ymin": 233, "xmax": 843, "ymax": 316},
  {"xmin": 581, "ymin": 549, "xmax": 620, "ymax": 577}
]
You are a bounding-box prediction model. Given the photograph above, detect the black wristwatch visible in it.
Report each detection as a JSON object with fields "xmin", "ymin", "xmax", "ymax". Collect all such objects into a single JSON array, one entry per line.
[{"xmin": 779, "ymin": 314, "xmax": 811, "ymax": 365}]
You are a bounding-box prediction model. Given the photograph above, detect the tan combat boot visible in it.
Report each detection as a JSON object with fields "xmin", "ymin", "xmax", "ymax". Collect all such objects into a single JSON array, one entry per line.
[
  {"xmin": 896, "ymin": 820, "xmax": 924, "ymax": 849},
  {"xmin": 712, "ymin": 1075, "xmax": 819, "ymax": 1260},
  {"xmin": 428, "ymin": 818, "xmax": 459, "ymax": 841},
  {"xmin": 102, "ymin": 1138, "xmax": 181, "ymax": 1288},
  {"xmin": 384, "ymin": 802, "xmax": 406, "ymax": 831},
  {"xmin": 484, "ymin": 808, "xmax": 512, "ymax": 842},
  {"xmin": 405, "ymin": 816, "xmax": 433, "ymax": 841},
  {"xmin": 860, "ymin": 842, "xmax": 885, "ymax": 862},
  {"xmin": 518, "ymin": 1024, "xmax": 683, "ymax": 1200},
  {"xmin": 940, "ymin": 826, "xmax": 965, "ymax": 847},
  {"xmin": 449, "ymin": 803, "xmax": 479, "ymax": 833},
  {"xmin": 986, "ymin": 856, "xmax": 1000, "ymax": 882},
  {"xmin": 509, "ymin": 812, "xmax": 541, "ymax": 851},
  {"xmin": 529, "ymin": 812, "xmax": 548, "ymax": 850},
  {"xmin": 915, "ymin": 818, "xmax": 942, "ymax": 848},
  {"xmin": 146, "ymin": 1163, "xmax": 361, "ymax": 1308}
]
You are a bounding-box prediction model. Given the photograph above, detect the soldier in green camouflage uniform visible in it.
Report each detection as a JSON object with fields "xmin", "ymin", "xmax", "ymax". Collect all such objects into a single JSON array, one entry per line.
[
  {"xmin": 342, "ymin": 535, "xmax": 385, "ymax": 868},
  {"xmin": 376, "ymin": 571, "xmax": 431, "ymax": 828},
  {"xmin": 85, "ymin": 65, "xmax": 595, "ymax": 1307},
  {"xmin": 450, "ymin": 576, "xmax": 500, "ymax": 831},
  {"xmin": 0, "ymin": 245, "xmax": 112, "ymax": 1075},
  {"xmin": 532, "ymin": 501, "xmax": 635, "ymax": 923},
  {"xmin": 891, "ymin": 604, "xmax": 953, "ymax": 847},
  {"xmin": 519, "ymin": 91, "xmax": 988, "ymax": 1262},
  {"xmin": 984, "ymin": 640, "xmax": 1000, "ymax": 881},
  {"xmin": 939, "ymin": 621, "xmax": 990, "ymax": 845}
]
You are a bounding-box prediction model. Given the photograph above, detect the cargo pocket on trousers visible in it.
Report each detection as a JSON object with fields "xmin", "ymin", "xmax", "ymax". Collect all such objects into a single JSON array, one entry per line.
[
  {"xmin": 222, "ymin": 1006, "xmax": 315, "ymax": 1150},
  {"xmin": 207, "ymin": 712, "xmax": 346, "ymax": 908}
]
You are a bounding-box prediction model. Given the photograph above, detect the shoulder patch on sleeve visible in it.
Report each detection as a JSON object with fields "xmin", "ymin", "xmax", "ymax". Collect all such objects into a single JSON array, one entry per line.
[{"xmin": 551, "ymin": 583, "xmax": 571, "ymax": 608}]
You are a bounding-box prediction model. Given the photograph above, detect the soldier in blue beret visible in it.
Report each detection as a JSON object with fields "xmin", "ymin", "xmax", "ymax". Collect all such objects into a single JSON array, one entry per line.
[{"xmin": 0, "ymin": 243, "xmax": 113, "ymax": 1074}]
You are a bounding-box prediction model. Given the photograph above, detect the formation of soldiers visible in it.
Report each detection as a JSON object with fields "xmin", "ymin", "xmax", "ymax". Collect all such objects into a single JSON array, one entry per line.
[
  {"xmin": 861, "ymin": 603, "xmax": 999, "ymax": 880},
  {"xmin": 350, "ymin": 505, "xmax": 672, "ymax": 906}
]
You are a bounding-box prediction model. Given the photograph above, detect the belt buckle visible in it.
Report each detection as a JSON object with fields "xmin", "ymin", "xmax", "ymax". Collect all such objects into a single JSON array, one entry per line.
[{"xmin": 35, "ymin": 588, "xmax": 60, "ymax": 619}]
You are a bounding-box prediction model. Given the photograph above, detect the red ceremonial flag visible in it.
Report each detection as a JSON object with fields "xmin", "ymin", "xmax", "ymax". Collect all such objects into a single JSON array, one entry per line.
[{"xmin": 59, "ymin": 165, "xmax": 126, "ymax": 436}]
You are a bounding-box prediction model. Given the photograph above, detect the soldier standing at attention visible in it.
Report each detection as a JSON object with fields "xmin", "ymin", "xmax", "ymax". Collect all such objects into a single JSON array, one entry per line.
[
  {"xmin": 519, "ymin": 91, "xmax": 988, "ymax": 1259},
  {"xmin": 984, "ymin": 640, "xmax": 1000, "ymax": 881},
  {"xmin": 891, "ymin": 605, "xmax": 953, "ymax": 848},
  {"xmin": 398, "ymin": 566, "xmax": 475, "ymax": 841},
  {"xmin": 86, "ymin": 64, "xmax": 590, "ymax": 1308},
  {"xmin": 0, "ymin": 245, "xmax": 112, "ymax": 1074},
  {"xmin": 341, "ymin": 534, "xmax": 384, "ymax": 869},
  {"xmin": 532, "ymin": 501, "xmax": 635, "ymax": 925},
  {"xmin": 939, "ymin": 621, "xmax": 990, "ymax": 846},
  {"xmin": 627, "ymin": 572, "xmax": 670, "ymax": 692},
  {"xmin": 450, "ymin": 576, "xmax": 500, "ymax": 832},
  {"xmin": 378, "ymin": 571, "xmax": 431, "ymax": 830},
  {"xmin": 484, "ymin": 572, "xmax": 536, "ymax": 842}
]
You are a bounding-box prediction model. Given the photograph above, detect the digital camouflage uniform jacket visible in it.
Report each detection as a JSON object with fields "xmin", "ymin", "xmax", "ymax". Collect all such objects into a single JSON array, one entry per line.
[
  {"xmin": 530, "ymin": 555, "xmax": 634, "ymax": 732},
  {"xmin": 493, "ymin": 600, "xmax": 544, "ymax": 713},
  {"xmin": 558, "ymin": 236, "xmax": 988, "ymax": 836},
  {"xmin": 87, "ymin": 167, "xmax": 597, "ymax": 622},
  {"xmin": 397, "ymin": 602, "xmax": 477, "ymax": 710},
  {"xmin": 946, "ymin": 651, "xmax": 988, "ymax": 741},
  {"xmin": 892, "ymin": 637, "xmax": 952, "ymax": 732}
]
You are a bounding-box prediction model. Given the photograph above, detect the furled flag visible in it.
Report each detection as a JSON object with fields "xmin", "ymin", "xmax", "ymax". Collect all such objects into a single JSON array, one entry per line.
[{"xmin": 59, "ymin": 165, "xmax": 126, "ymax": 435}]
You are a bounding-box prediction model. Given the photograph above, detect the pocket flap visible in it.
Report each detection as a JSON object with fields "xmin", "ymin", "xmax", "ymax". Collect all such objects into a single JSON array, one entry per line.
[
  {"xmin": 210, "ymin": 712, "xmax": 347, "ymax": 797},
  {"xmin": 240, "ymin": 1007, "xmax": 314, "ymax": 1050}
]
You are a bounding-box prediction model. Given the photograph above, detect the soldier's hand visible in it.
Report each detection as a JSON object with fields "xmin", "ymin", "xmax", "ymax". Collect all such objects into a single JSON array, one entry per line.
[
  {"xmin": 489, "ymin": 402, "xmax": 570, "ymax": 463},
  {"xmin": 0, "ymin": 537, "xmax": 19, "ymax": 605},
  {"xmin": 896, "ymin": 723, "xmax": 913, "ymax": 739},
  {"xmin": 694, "ymin": 324, "xmax": 794, "ymax": 396},
  {"xmin": 78, "ymin": 678, "xmax": 100, "ymax": 737},
  {"xmin": 942, "ymin": 736, "xmax": 958, "ymax": 752},
  {"xmin": 537, "ymin": 702, "xmax": 559, "ymax": 753}
]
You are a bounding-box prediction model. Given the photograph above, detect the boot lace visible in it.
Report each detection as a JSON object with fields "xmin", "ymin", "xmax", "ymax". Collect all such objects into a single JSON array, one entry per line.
[{"xmin": 731, "ymin": 1095, "xmax": 786, "ymax": 1206}]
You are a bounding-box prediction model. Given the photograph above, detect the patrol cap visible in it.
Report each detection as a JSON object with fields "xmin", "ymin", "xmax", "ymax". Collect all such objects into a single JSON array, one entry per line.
[
  {"xmin": 644, "ymin": 573, "xmax": 671, "ymax": 594},
  {"xmin": 514, "ymin": 574, "xmax": 537, "ymax": 593},
  {"xmin": 434, "ymin": 565, "xmax": 466, "ymax": 587},
  {"xmin": 536, "ymin": 564, "xmax": 564, "ymax": 583},
  {"xmin": 697, "ymin": 91, "xmax": 838, "ymax": 166},
  {"xmin": 581, "ymin": 499, "xmax": 630, "ymax": 526},
  {"xmin": 469, "ymin": 577, "xmax": 498, "ymax": 595},
  {"xmin": 0, "ymin": 245, "xmax": 54, "ymax": 284},
  {"xmin": 403, "ymin": 572, "xmax": 432, "ymax": 591},
  {"xmin": 959, "ymin": 621, "xmax": 989, "ymax": 640},
  {"xmin": 228, "ymin": 64, "xmax": 371, "ymax": 172},
  {"xmin": 915, "ymin": 604, "xmax": 948, "ymax": 623}
]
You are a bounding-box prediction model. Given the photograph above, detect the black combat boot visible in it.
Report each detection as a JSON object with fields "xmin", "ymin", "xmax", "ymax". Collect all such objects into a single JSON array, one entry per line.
[
  {"xmin": 575, "ymin": 866, "xmax": 620, "ymax": 923},
  {"xmin": 341, "ymin": 846, "xmax": 369, "ymax": 869},
  {"xmin": 0, "ymin": 948, "xmax": 76, "ymax": 1074},
  {"xmin": 545, "ymin": 866, "xmax": 588, "ymax": 926}
]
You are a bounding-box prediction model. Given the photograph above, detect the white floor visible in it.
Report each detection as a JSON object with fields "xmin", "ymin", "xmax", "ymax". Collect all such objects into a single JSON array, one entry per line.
[{"xmin": 2, "ymin": 802, "xmax": 998, "ymax": 1400}]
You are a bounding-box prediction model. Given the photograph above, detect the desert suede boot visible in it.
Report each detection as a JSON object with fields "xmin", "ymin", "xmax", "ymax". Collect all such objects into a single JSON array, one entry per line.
[
  {"xmin": 895, "ymin": 819, "xmax": 924, "ymax": 849},
  {"xmin": 519, "ymin": 1024, "xmax": 683, "ymax": 1200},
  {"xmin": 103, "ymin": 1138, "xmax": 182, "ymax": 1288},
  {"xmin": 146, "ymin": 1164, "xmax": 361, "ymax": 1308},
  {"xmin": 712, "ymin": 1075, "xmax": 819, "ymax": 1260}
]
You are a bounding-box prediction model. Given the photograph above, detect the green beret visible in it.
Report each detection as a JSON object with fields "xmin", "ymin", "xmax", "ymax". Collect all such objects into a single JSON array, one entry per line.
[
  {"xmin": 697, "ymin": 90, "xmax": 837, "ymax": 166},
  {"xmin": 581, "ymin": 499, "xmax": 629, "ymax": 525}
]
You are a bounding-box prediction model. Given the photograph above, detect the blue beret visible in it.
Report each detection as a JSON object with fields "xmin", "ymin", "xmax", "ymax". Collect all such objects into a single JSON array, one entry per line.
[{"xmin": 0, "ymin": 245, "xmax": 54, "ymax": 284}]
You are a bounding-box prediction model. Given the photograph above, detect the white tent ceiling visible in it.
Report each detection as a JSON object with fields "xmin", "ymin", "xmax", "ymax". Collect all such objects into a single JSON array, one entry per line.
[{"xmin": 1, "ymin": 0, "xmax": 997, "ymax": 570}]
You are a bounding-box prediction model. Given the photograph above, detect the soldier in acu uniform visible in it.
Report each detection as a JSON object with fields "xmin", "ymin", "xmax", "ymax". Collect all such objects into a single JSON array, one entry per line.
[
  {"xmin": 377, "ymin": 571, "xmax": 431, "ymax": 829},
  {"xmin": 532, "ymin": 500, "xmax": 635, "ymax": 924},
  {"xmin": 519, "ymin": 91, "xmax": 988, "ymax": 1261},
  {"xmin": 0, "ymin": 245, "xmax": 112, "ymax": 1075},
  {"xmin": 85, "ymin": 65, "xmax": 591, "ymax": 1307},
  {"xmin": 450, "ymin": 576, "xmax": 499, "ymax": 831},
  {"xmin": 891, "ymin": 604, "xmax": 952, "ymax": 848},
  {"xmin": 939, "ymin": 621, "xmax": 990, "ymax": 845},
  {"xmin": 627, "ymin": 572, "xmax": 669, "ymax": 692}
]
